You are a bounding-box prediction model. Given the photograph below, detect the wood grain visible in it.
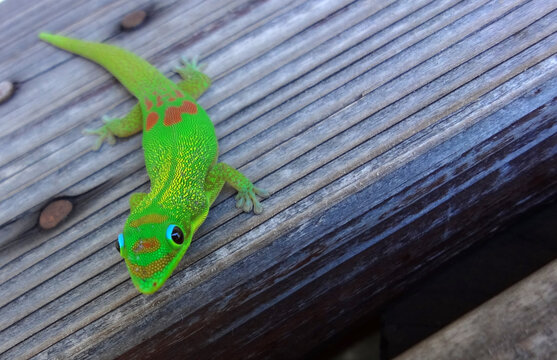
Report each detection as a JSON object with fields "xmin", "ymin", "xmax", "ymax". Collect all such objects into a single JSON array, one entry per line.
[
  {"xmin": 0, "ymin": 0, "xmax": 556, "ymax": 358},
  {"xmin": 395, "ymin": 259, "xmax": 557, "ymax": 360}
]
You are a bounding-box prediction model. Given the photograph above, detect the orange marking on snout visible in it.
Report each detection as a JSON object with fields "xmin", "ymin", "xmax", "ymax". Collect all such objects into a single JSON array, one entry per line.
[
  {"xmin": 132, "ymin": 237, "xmax": 161, "ymax": 254},
  {"xmin": 128, "ymin": 254, "xmax": 174, "ymax": 279}
]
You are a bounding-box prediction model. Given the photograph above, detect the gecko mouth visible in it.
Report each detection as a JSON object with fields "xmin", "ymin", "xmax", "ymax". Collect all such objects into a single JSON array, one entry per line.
[{"xmin": 130, "ymin": 271, "xmax": 169, "ymax": 294}]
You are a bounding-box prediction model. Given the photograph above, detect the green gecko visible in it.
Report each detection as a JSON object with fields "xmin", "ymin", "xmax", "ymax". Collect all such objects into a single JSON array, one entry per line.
[{"xmin": 39, "ymin": 33, "xmax": 269, "ymax": 294}]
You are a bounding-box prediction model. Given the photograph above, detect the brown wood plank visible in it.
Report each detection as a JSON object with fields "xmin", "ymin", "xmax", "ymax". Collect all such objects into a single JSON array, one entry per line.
[
  {"xmin": 0, "ymin": 0, "xmax": 556, "ymax": 358},
  {"xmin": 395, "ymin": 259, "xmax": 557, "ymax": 360}
]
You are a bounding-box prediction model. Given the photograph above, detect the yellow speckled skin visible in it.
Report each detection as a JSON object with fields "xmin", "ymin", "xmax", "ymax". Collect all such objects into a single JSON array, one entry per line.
[{"xmin": 39, "ymin": 33, "xmax": 269, "ymax": 294}]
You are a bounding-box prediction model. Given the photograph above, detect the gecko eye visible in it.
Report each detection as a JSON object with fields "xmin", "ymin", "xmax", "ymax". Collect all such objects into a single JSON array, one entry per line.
[
  {"xmin": 116, "ymin": 233, "xmax": 124, "ymax": 254},
  {"xmin": 166, "ymin": 225, "xmax": 184, "ymax": 245}
]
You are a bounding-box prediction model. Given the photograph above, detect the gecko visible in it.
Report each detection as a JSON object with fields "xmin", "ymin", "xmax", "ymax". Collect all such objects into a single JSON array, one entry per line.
[{"xmin": 39, "ymin": 33, "xmax": 269, "ymax": 294}]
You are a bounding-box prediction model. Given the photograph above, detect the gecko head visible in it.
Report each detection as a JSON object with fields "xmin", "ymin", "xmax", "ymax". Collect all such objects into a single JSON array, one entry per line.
[{"xmin": 116, "ymin": 206, "xmax": 193, "ymax": 294}]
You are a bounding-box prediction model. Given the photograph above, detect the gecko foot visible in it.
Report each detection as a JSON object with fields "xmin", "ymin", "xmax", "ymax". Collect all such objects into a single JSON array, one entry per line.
[
  {"xmin": 82, "ymin": 116, "xmax": 117, "ymax": 150},
  {"xmin": 235, "ymin": 186, "xmax": 270, "ymax": 215},
  {"xmin": 174, "ymin": 56, "xmax": 211, "ymax": 99},
  {"xmin": 174, "ymin": 56, "xmax": 208, "ymax": 80},
  {"xmin": 175, "ymin": 55, "xmax": 206, "ymax": 74}
]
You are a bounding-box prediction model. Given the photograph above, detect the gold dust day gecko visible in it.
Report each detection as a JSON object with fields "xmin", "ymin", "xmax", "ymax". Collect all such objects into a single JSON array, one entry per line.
[{"xmin": 39, "ymin": 33, "xmax": 269, "ymax": 294}]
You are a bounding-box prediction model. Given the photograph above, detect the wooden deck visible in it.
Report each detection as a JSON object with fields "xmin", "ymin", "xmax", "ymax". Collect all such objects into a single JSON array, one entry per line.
[
  {"xmin": 396, "ymin": 258, "xmax": 557, "ymax": 360},
  {"xmin": 0, "ymin": 0, "xmax": 556, "ymax": 359}
]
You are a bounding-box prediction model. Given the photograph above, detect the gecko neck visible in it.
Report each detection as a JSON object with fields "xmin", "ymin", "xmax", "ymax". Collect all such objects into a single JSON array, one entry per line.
[{"xmin": 143, "ymin": 161, "xmax": 207, "ymax": 223}]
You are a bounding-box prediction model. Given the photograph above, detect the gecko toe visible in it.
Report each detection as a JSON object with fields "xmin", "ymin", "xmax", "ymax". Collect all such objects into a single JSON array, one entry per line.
[
  {"xmin": 236, "ymin": 195, "xmax": 245, "ymax": 210},
  {"xmin": 243, "ymin": 197, "xmax": 253, "ymax": 213},
  {"xmin": 254, "ymin": 187, "xmax": 270, "ymax": 198},
  {"xmin": 82, "ymin": 125, "xmax": 116, "ymax": 150},
  {"xmin": 253, "ymin": 203, "xmax": 263, "ymax": 215},
  {"xmin": 106, "ymin": 133, "xmax": 116, "ymax": 145},
  {"xmin": 235, "ymin": 186, "xmax": 268, "ymax": 214},
  {"xmin": 178, "ymin": 55, "xmax": 206, "ymax": 73},
  {"xmin": 249, "ymin": 191, "xmax": 263, "ymax": 214},
  {"xmin": 92, "ymin": 138, "xmax": 103, "ymax": 151}
]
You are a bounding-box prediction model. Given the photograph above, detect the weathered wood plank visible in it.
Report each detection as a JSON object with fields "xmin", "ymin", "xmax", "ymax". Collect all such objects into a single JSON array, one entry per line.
[
  {"xmin": 0, "ymin": 0, "xmax": 315, "ymax": 247},
  {"xmin": 215, "ymin": 0, "xmax": 473, "ymax": 142},
  {"xmin": 106, "ymin": 77, "xmax": 557, "ymax": 360},
  {"xmin": 0, "ymin": 0, "xmax": 347, "ymax": 157},
  {"xmin": 0, "ymin": 0, "xmax": 556, "ymax": 358},
  {"xmin": 0, "ymin": 0, "xmax": 524, "ymax": 248},
  {"xmin": 395, "ymin": 259, "xmax": 557, "ymax": 360},
  {"xmin": 0, "ymin": 0, "xmax": 390, "ymax": 206},
  {"xmin": 0, "ymin": 0, "xmax": 532, "ymax": 296}
]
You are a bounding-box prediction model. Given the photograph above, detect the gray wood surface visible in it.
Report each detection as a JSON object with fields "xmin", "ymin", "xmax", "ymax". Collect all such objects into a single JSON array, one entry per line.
[
  {"xmin": 395, "ymin": 258, "xmax": 557, "ymax": 360},
  {"xmin": 0, "ymin": 0, "xmax": 556, "ymax": 359}
]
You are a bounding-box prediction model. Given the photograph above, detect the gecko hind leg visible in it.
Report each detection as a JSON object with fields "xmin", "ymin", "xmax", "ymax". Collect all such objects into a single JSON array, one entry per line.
[
  {"xmin": 83, "ymin": 103, "xmax": 143, "ymax": 150},
  {"xmin": 82, "ymin": 116, "xmax": 117, "ymax": 150},
  {"xmin": 175, "ymin": 56, "xmax": 211, "ymax": 99}
]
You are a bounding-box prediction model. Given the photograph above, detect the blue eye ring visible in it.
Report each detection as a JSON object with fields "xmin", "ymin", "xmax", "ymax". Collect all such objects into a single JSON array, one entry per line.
[
  {"xmin": 166, "ymin": 224, "xmax": 184, "ymax": 245},
  {"xmin": 116, "ymin": 233, "xmax": 124, "ymax": 254}
]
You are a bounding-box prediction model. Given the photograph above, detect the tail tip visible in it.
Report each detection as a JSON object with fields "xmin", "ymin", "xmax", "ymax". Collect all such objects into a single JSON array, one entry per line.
[{"xmin": 38, "ymin": 32, "xmax": 54, "ymax": 42}]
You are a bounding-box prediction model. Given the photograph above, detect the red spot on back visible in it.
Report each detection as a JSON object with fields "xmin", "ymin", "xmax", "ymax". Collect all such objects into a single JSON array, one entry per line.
[
  {"xmin": 163, "ymin": 101, "xmax": 198, "ymax": 126},
  {"xmin": 146, "ymin": 112, "xmax": 159, "ymax": 131},
  {"xmin": 145, "ymin": 97, "xmax": 153, "ymax": 111},
  {"xmin": 156, "ymin": 95, "xmax": 163, "ymax": 107},
  {"xmin": 180, "ymin": 101, "xmax": 197, "ymax": 114},
  {"xmin": 175, "ymin": 90, "xmax": 184, "ymax": 98}
]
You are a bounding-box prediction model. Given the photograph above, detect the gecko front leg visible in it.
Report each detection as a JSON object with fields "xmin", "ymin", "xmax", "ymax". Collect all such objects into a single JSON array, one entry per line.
[{"xmin": 205, "ymin": 162, "xmax": 269, "ymax": 214}]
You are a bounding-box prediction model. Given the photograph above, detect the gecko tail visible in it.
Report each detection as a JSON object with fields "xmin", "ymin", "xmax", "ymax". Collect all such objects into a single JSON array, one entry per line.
[{"xmin": 39, "ymin": 32, "xmax": 175, "ymax": 100}]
